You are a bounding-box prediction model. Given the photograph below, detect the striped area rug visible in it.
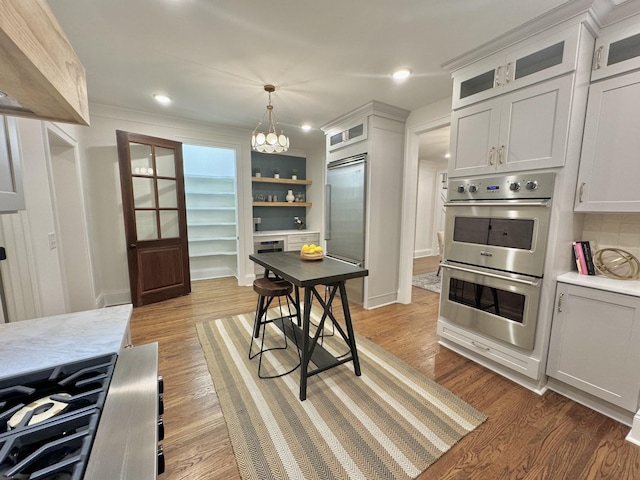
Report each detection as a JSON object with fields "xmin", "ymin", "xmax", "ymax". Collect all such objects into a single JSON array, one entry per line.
[{"xmin": 196, "ymin": 308, "xmax": 486, "ymax": 480}]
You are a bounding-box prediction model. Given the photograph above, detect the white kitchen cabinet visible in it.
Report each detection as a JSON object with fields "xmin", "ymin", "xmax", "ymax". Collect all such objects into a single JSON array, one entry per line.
[
  {"xmin": 449, "ymin": 74, "xmax": 573, "ymax": 177},
  {"xmin": 575, "ymin": 69, "xmax": 640, "ymax": 212},
  {"xmin": 0, "ymin": 116, "xmax": 25, "ymax": 212},
  {"xmin": 547, "ymin": 281, "xmax": 640, "ymax": 412},
  {"xmin": 185, "ymin": 175, "xmax": 238, "ymax": 280},
  {"xmin": 591, "ymin": 14, "xmax": 640, "ymax": 82},
  {"xmin": 322, "ymin": 101, "xmax": 409, "ymax": 308},
  {"xmin": 286, "ymin": 232, "xmax": 319, "ymax": 252},
  {"xmin": 452, "ymin": 24, "xmax": 581, "ymax": 110},
  {"xmin": 325, "ymin": 118, "xmax": 367, "ymax": 153}
]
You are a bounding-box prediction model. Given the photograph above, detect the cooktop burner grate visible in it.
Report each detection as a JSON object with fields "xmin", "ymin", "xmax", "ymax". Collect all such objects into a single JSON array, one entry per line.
[{"xmin": 0, "ymin": 354, "xmax": 116, "ymax": 435}]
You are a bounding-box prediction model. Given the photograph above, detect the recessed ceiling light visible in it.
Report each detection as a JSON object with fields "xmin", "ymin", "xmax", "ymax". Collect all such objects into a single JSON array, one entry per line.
[
  {"xmin": 301, "ymin": 124, "xmax": 312, "ymax": 132},
  {"xmin": 153, "ymin": 93, "xmax": 172, "ymax": 105},
  {"xmin": 392, "ymin": 68, "xmax": 412, "ymax": 80},
  {"xmin": 445, "ymin": 153, "xmax": 451, "ymax": 159}
]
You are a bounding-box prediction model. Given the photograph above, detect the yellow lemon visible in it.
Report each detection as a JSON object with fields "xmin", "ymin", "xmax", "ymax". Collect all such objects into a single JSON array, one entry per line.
[
  {"xmin": 314, "ymin": 246, "xmax": 323, "ymax": 253},
  {"xmin": 302, "ymin": 244, "xmax": 309, "ymax": 250},
  {"xmin": 301, "ymin": 245, "xmax": 310, "ymax": 253},
  {"xmin": 309, "ymin": 244, "xmax": 316, "ymax": 250}
]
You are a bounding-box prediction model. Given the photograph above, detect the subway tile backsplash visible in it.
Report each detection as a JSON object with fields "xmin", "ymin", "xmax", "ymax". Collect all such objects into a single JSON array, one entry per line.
[{"xmin": 582, "ymin": 214, "xmax": 640, "ymax": 260}]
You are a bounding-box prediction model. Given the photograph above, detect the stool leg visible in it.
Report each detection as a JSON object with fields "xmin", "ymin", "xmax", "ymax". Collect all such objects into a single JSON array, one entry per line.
[{"xmin": 249, "ymin": 291, "xmax": 302, "ymax": 380}]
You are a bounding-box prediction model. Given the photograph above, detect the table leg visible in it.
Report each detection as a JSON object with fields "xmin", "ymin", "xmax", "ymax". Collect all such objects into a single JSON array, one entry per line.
[
  {"xmin": 299, "ymin": 287, "xmax": 312, "ymax": 401},
  {"xmin": 339, "ymin": 282, "xmax": 361, "ymax": 376}
]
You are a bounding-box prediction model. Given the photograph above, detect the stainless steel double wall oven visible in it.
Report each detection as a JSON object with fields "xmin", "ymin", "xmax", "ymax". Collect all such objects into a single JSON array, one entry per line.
[{"xmin": 439, "ymin": 172, "xmax": 555, "ymax": 350}]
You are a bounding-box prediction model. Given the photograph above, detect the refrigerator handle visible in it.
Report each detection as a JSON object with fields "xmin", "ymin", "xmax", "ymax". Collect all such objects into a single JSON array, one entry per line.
[{"xmin": 325, "ymin": 184, "xmax": 331, "ymax": 240}]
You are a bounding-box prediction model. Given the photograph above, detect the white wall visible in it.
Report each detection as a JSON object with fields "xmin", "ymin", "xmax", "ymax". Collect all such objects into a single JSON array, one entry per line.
[
  {"xmin": 78, "ymin": 105, "xmax": 260, "ymax": 305},
  {"xmin": 79, "ymin": 104, "xmax": 323, "ymax": 306},
  {"xmin": 0, "ymin": 118, "xmax": 88, "ymax": 321},
  {"xmin": 414, "ymin": 159, "xmax": 447, "ymax": 258}
]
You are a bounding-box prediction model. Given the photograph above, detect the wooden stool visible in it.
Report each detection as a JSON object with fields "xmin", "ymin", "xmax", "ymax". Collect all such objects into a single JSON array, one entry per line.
[{"xmin": 249, "ymin": 277, "xmax": 301, "ymax": 379}]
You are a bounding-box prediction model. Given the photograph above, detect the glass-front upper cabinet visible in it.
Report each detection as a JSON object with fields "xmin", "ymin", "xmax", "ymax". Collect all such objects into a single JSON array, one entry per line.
[
  {"xmin": 452, "ymin": 23, "xmax": 582, "ymax": 109},
  {"xmin": 591, "ymin": 14, "xmax": 640, "ymax": 82}
]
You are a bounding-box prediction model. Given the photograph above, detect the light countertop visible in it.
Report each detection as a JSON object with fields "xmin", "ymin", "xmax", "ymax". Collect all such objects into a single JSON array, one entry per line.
[
  {"xmin": 0, "ymin": 304, "xmax": 132, "ymax": 379},
  {"xmin": 557, "ymin": 272, "xmax": 640, "ymax": 298}
]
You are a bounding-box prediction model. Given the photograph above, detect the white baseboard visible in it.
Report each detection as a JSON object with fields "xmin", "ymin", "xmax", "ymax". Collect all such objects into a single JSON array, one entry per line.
[{"xmin": 98, "ymin": 290, "xmax": 131, "ymax": 308}]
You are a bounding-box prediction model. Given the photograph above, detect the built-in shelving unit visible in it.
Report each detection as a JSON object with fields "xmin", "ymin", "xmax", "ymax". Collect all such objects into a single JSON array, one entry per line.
[
  {"xmin": 251, "ymin": 177, "xmax": 313, "ymax": 207},
  {"xmin": 252, "ymin": 201, "xmax": 312, "ymax": 207},
  {"xmin": 251, "ymin": 177, "xmax": 312, "ymax": 186},
  {"xmin": 184, "ymin": 143, "xmax": 238, "ymax": 280}
]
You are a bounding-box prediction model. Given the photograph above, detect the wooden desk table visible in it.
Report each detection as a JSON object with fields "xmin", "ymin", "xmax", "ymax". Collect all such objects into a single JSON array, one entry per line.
[{"xmin": 249, "ymin": 252, "xmax": 368, "ymax": 400}]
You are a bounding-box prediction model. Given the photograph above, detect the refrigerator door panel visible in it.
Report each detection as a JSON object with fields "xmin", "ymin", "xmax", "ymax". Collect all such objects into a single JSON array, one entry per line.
[{"xmin": 325, "ymin": 158, "xmax": 366, "ymax": 264}]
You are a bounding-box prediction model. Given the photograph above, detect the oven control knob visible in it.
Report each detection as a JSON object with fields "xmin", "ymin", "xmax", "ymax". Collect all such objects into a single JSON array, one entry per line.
[
  {"xmin": 525, "ymin": 181, "xmax": 539, "ymax": 191},
  {"xmin": 457, "ymin": 185, "xmax": 465, "ymax": 194},
  {"xmin": 509, "ymin": 182, "xmax": 521, "ymax": 191},
  {"xmin": 468, "ymin": 185, "xmax": 478, "ymax": 193}
]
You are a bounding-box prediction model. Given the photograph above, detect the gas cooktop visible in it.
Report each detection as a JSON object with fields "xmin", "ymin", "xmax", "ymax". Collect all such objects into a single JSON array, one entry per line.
[{"xmin": 0, "ymin": 354, "xmax": 116, "ymax": 480}]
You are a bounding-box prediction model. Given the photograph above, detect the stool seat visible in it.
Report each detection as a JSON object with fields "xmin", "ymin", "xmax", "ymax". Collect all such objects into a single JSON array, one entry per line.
[{"xmin": 253, "ymin": 278, "xmax": 293, "ymax": 297}]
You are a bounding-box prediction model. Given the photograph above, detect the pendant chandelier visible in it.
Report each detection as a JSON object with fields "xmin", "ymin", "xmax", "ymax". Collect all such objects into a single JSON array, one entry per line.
[{"xmin": 251, "ymin": 84, "xmax": 290, "ymax": 153}]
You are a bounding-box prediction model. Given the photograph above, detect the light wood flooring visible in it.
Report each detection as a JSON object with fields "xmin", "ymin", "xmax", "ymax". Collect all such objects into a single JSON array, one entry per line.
[{"xmin": 130, "ymin": 256, "xmax": 640, "ymax": 479}]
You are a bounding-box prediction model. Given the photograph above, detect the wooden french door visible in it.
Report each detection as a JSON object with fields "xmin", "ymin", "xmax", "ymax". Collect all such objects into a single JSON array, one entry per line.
[{"xmin": 116, "ymin": 130, "xmax": 191, "ymax": 306}]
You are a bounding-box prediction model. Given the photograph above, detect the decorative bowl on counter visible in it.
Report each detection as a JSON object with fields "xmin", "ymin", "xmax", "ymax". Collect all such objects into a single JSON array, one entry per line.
[{"xmin": 300, "ymin": 252, "xmax": 323, "ymax": 261}]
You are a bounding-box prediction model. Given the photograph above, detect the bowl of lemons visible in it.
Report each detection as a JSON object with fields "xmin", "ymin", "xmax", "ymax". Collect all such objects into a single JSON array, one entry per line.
[{"xmin": 300, "ymin": 243, "xmax": 323, "ymax": 261}]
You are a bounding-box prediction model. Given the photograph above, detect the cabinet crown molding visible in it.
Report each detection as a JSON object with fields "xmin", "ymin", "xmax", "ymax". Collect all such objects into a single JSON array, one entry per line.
[
  {"xmin": 321, "ymin": 100, "xmax": 409, "ymax": 134},
  {"xmin": 441, "ymin": 0, "xmax": 640, "ymax": 74},
  {"xmin": 0, "ymin": 0, "xmax": 89, "ymax": 125}
]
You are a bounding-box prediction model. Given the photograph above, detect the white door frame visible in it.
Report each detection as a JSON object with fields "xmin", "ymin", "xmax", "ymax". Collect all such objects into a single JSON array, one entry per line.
[{"xmin": 398, "ymin": 114, "xmax": 450, "ymax": 304}]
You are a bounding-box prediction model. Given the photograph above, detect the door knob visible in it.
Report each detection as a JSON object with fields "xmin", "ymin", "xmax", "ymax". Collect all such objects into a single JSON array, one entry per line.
[{"xmin": 129, "ymin": 243, "xmax": 137, "ymax": 248}]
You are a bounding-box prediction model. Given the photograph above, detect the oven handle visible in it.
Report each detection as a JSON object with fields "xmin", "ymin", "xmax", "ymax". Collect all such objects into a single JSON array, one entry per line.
[
  {"xmin": 440, "ymin": 262, "xmax": 541, "ymax": 287},
  {"xmin": 444, "ymin": 199, "xmax": 550, "ymax": 207}
]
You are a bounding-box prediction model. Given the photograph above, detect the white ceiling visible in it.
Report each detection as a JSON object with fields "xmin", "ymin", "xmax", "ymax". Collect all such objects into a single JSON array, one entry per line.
[{"xmin": 48, "ymin": 0, "xmax": 572, "ymax": 153}]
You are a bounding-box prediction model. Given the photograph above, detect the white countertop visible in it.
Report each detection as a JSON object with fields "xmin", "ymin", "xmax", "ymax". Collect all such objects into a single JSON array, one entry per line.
[
  {"xmin": 557, "ymin": 272, "xmax": 640, "ymax": 298},
  {"xmin": 0, "ymin": 304, "xmax": 133, "ymax": 379},
  {"xmin": 254, "ymin": 230, "xmax": 319, "ymax": 237}
]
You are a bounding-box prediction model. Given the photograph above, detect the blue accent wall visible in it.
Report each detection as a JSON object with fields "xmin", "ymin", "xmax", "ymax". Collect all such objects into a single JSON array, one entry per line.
[{"xmin": 251, "ymin": 152, "xmax": 308, "ymax": 231}]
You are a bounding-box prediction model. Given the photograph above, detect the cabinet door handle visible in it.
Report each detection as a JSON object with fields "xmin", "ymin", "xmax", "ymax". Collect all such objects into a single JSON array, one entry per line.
[
  {"xmin": 594, "ymin": 46, "xmax": 603, "ymax": 70},
  {"xmin": 557, "ymin": 292, "xmax": 564, "ymax": 313},
  {"xmin": 494, "ymin": 66, "xmax": 502, "ymax": 87},
  {"xmin": 505, "ymin": 62, "xmax": 512, "ymax": 83},
  {"xmin": 488, "ymin": 146, "xmax": 496, "ymax": 165},
  {"xmin": 579, "ymin": 182, "xmax": 586, "ymax": 203},
  {"xmin": 498, "ymin": 145, "xmax": 505, "ymax": 164},
  {"xmin": 471, "ymin": 340, "xmax": 490, "ymax": 351}
]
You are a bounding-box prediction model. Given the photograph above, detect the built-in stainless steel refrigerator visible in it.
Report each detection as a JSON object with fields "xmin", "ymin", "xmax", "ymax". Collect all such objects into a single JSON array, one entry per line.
[{"xmin": 325, "ymin": 154, "xmax": 366, "ymax": 303}]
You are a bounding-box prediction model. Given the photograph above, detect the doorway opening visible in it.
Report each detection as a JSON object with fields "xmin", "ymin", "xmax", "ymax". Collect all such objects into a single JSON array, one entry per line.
[
  {"xmin": 183, "ymin": 144, "xmax": 238, "ymax": 280},
  {"xmin": 413, "ymin": 126, "xmax": 449, "ymax": 279}
]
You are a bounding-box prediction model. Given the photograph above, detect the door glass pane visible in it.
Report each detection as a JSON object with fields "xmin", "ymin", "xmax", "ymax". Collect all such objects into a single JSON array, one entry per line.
[
  {"xmin": 347, "ymin": 124, "xmax": 364, "ymax": 140},
  {"xmin": 514, "ymin": 42, "xmax": 564, "ymax": 80},
  {"xmin": 608, "ymin": 33, "xmax": 640, "ymax": 66},
  {"xmin": 330, "ymin": 132, "xmax": 344, "ymax": 146},
  {"xmin": 130, "ymin": 143, "xmax": 153, "ymax": 175},
  {"xmin": 136, "ymin": 210, "xmax": 158, "ymax": 240},
  {"xmin": 156, "ymin": 147, "xmax": 176, "ymax": 178},
  {"xmin": 448, "ymin": 278, "xmax": 526, "ymax": 323},
  {"xmin": 160, "ymin": 210, "xmax": 179, "ymax": 238},
  {"xmin": 157, "ymin": 179, "xmax": 177, "ymax": 208},
  {"xmin": 460, "ymin": 70, "xmax": 495, "ymax": 99},
  {"xmin": 133, "ymin": 177, "xmax": 156, "ymax": 208}
]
